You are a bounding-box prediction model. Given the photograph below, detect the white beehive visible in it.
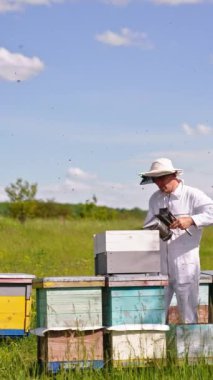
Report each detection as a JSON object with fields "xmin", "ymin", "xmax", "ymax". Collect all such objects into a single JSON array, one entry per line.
[{"xmin": 94, "ymin": 231, "xmax": 160, "ymax": 275}]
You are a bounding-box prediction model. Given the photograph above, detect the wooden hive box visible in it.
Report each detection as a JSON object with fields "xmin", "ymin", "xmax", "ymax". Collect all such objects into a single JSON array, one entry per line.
[
  {"xmin": 201, "ymin": 271, "xmax": 213, "ymax": 323},
  {"xmin": 34, "ymin": 327, "xmax": 104, "ymax": 373},
  {"xmin": 105, "ymin": 324, "xmax": 169, "ymax": 367},
  {"xmin": 103, "ymin": 274, "xmax": 168, "ymax": 326},
  {"xmin": 167, "ymin": 324, "xmax": 213, "ymax": 364},
  {"xmin": 94, "ymin": 230, "xmax": 160, "ymax": 275},
  {"xmin": 33, "ymin": 276, "xmax": 105, "ymax": 329},
  {"xmin": 0, "ymin": 273, "xmax": 35, "ymax": 336},
  {"xmin": 167, "ymin": 274, "xmax": 212, "ymax": 324}
]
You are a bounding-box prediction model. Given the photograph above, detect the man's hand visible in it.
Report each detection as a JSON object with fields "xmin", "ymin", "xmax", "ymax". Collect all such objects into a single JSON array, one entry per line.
[{"xmin": 169, "ymin": 216, "xmax": 195, "ymax": 230}]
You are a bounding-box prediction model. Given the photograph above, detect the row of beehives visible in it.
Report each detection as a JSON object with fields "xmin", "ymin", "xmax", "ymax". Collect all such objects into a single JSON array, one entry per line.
[
  {"xmin": 34, "ymin": 323, "xmax": 213, "ymax": 372},
  {"xmin": 0, "ymin": 273, "xmax": 212, "ymax": 332},
  {"xmin": 33, "ymin": 273, "xmax": 213, "ymax": 330},
  {"xmin": 31, "ymin": 273, "xmax": 213, "ymax": 372},
  {"xmin": 0, "ymin": 272, "xmax": 212, "ymax": 372}
]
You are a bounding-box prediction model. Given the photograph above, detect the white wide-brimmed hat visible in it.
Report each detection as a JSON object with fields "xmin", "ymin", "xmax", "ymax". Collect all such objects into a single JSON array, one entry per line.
[{"xmin": 139, "ymin": 158, "xmax": 183, "ymax": 185}]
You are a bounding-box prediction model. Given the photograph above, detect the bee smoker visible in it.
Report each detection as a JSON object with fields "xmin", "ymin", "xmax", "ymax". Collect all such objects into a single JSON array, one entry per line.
[
  {"xmin": 143, "ymin": 211, "xmax": 173, "ymax": 241},
  {"xmin": 143, "ymin": 207, "xmax": 192, "ymax": 241}
]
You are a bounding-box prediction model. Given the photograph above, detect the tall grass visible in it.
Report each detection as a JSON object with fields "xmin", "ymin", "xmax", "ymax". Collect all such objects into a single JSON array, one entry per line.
[
  {"xmin": 0, "ymin": 336, "xmax": 212, "ymax": 380},
  {"xmin": 0, "ymin": 217, "xmax": 212, "ymax": 276},
  {"xmin": 0, "ymin": 217, "xmax": 212, "ymax": 379},
  {"xmin": 0, "ymin": 217, "xmax": 144, "ymax": 276}
]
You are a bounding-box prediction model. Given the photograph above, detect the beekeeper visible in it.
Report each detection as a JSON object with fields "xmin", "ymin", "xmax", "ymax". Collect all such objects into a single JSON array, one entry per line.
[{"xmin": 140, "ymin": 158, "xmax": 213, "ymax": 323}]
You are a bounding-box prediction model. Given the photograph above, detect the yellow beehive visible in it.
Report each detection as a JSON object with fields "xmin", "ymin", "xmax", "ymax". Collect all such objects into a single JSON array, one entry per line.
[{"xmin": 0, "ymin": 273, "xmax": 35, "ymax": 336}]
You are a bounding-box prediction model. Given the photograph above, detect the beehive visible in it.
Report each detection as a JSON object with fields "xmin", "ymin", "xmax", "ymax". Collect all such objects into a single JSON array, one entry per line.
[
  {"xmin": 0, "ymin": 273, "xmax": 35, "ymax": 336},
  {"xmin": 168, "ymin": 274, "xmax": 212, "ymax": 324},
  {"xmin": 103, "ymin": 274, "xmax": 168, "ymax": 326},
  {"xmin": 105, "ymin": 324, "xmax": 169, "ymax": 367},
  {"xmin": 34, "ymin": 327, "xmax": 104, "ymax": 372},
  {"xmin": 33, "ymin": 276, "xmax": 105, "ymax": 329},
  {"xmin": 201, "ymin": 271, "xmax": 213, "ymax": 323},
  {"xmin": 94, "ymin": 230, "xmax": 160, "ymax": 274},
  {"xmin": 167, "ymin": 324, "xmax": 213, "ymax": 364}
]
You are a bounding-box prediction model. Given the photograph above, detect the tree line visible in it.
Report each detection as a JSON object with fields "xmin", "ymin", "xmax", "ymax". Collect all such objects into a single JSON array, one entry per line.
[{"xmin": 1, "ymin": 178, "xmax": 146, "ymax": 222}]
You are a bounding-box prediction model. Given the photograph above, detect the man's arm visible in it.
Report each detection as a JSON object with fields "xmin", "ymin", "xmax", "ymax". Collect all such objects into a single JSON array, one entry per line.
[{"xmin": 171, "ymin": 189, "xmax": 213, "ymax": 230}]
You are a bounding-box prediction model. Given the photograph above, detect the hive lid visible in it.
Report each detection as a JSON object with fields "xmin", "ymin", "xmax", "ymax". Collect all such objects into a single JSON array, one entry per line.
[
  {"xmin": 106, "ymin": 324, "xmax": 170, "ymax": 332},
  {"xmin": 201, "ymin": 271, "xmax": 213, "ymax": 278},
  {"xmin": 94, "ymin": 230, "xmax": 160, "ymax": 255},
  {"xmin": 0, "ymin": 273, "xmax": 35, "ymax": 279},
  {"xmin": 106, "ymin": 274, "xmax": 168, "ymax": 281},
  {"xmin": 200, "ymin": 273, "xmax": 213, "ymax": 283},
  {"xmin": 33, "ymin": 276, "xmax": 105, "ymax": 288},
  {"xmin": 105, "ymin": 273, "xmax": 168, "ymax": 287}
]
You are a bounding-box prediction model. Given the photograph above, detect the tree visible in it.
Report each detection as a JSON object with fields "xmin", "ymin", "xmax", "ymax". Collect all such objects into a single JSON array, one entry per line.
[
  {"xmin": 5, "ymin": 178, "xmax": 38, "ymax": 223},
  {"xmin": 5, "ymin": 178, "xmax": 37, "ymax": 202}
]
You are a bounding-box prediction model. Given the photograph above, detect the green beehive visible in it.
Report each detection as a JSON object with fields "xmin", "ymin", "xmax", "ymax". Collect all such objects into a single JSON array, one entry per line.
[{"xmin": 33, "ymin": 276, "xmax": 105, "ymax": 329}]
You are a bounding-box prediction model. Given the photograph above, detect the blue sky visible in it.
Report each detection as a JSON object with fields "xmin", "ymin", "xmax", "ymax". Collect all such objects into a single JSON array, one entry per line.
[{"xmin": 0, "ymin": 0, "xmax": 213, "ymax": 209}]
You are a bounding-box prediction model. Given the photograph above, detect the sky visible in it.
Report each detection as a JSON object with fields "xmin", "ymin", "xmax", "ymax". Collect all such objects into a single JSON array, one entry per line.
[{"xmin": 0, "ymin": 0, "xmax": 213, "ymax": 210}]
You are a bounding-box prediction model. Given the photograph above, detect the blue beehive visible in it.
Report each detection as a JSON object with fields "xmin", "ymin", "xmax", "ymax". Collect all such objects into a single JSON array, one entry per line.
[
  {"xmin": 103, "ymin": 274, "xmax": 168, "ymax": 326},
  {"xmin": 167, "ymin": 324, "xmax": 213, "ymax": 364}
]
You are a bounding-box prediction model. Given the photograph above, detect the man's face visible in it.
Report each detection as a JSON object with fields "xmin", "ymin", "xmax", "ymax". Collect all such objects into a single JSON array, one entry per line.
[{"xmin": 152, "ymin": 174, "xmax": 177, "ymax": 193}]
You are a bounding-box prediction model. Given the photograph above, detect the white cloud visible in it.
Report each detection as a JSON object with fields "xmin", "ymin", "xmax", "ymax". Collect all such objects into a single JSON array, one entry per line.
[
  {"xmin": 196, "ymin": 123, "xmax": 212, "ymax": 135},
  {"xmin": 0, "ymin": 0, "xmax": 209, "ymax": 13},
  {"xmin": 33, "ymin": 166, "xmax": 148, "ymax": 209},
  {"xmin": 181, "ymin": 122, "xmax": 213, "ymax": 136},
  {"xmin": 102, "ymin": 0, "xmax": 204, "ymax": 4},
  {"xmin": 181, "ymin": 123, "xmax": 194, "ymax": 136},
  {"xmin": 95, "ymin": 28, "xmax": 153, "ymax": 48},
  {"xmin": 67, "ymin": 167, "xmax": 97, "ymax": 180},
  {"xmin": 0, "ymin": 47, "xmax": 44, "ymax": 82},
  {"xmin": 152, "ymin": 0, "xmax": 202, "ymax": 4},
  {"xmin": 0, "ymin": 0, "xmax": 20, "ymax": 12},
  {"xmin": 0, "ymin": 0, "xmax": 64, "ymax": 13},
  {"xmin": 101, "ymin": 0, "xmax": 132, "ymax": 5}
]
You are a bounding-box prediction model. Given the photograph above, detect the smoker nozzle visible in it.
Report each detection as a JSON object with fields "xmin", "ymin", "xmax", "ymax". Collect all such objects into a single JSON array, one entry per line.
[{"xmin": 143, "ymin": 217, "xmax": 173, "ymax": 241}]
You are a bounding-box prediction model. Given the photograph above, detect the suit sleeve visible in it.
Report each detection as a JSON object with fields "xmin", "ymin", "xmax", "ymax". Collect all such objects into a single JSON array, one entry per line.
[{"xmin": 191, "ymin": 189, "xmax": 213, "ymax": 227}]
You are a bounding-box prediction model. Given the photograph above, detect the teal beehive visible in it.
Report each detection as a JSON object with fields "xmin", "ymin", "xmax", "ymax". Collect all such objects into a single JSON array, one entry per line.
[
  {"xmin": 167, "ymin": 324, "xmax": 213, "ymax": 364},
  {"xmin": 33, "ymin": 277, "xmax": 105, "ymax": 329},
  {"xmin": 103, "ymin": 274, "xmax": 168, "ymax": 326}
]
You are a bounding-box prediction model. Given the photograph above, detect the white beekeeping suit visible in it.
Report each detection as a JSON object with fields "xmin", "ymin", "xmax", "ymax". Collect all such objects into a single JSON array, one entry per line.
[
  {"xmin": 144, "ymin": 181, "xmax": 213, "ymax": 323},
  {"xmin": 140, "ymin": 158, "xmax": 213, "ymax": 324}
]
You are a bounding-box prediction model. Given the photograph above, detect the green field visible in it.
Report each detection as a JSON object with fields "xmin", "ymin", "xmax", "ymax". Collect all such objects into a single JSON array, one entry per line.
[
  {"xmin": 0, "ymin": 217, "xmax": 212, "ymax": 379},
  {"xmin": 0, "ymin": 217, "xmax": 212, "ymax": 276}
]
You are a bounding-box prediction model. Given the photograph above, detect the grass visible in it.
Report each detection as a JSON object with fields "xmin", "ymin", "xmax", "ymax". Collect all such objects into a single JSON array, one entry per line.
[
  {"xmin": 0, "ymin": 217, "xmax": 144, "ymax": 276},
  {"xmin": 0, "ymin": 337, "xmax": 212, "ymax": 380},
  {"xmin": 0, "ymin": 216, "xmax": 212, "ymax": 379},
  {"xmin": 200, "ymin": 226, "xmax": 213, "ymax": 269},
  {"xmin": 0, "ymin": 217, "xmax": 212, "ymax": 276}
]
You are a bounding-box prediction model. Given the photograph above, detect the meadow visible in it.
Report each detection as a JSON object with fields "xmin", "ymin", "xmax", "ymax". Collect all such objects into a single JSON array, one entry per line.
[{"xmin": 0, "ymin": 216, "xmax": 212, "ymax": 379}]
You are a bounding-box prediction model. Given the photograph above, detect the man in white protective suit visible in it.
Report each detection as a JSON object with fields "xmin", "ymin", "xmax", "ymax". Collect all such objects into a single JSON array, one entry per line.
[{"xmin": 140, "ymin": 158, "xmax": 213, "ymax": 324}]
